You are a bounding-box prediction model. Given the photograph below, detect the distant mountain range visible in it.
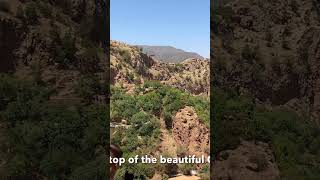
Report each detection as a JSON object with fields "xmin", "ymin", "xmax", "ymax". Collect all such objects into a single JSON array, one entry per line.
[{"xmin": 138, "ymin": 45, "xmax": 204, "ymax": 63}]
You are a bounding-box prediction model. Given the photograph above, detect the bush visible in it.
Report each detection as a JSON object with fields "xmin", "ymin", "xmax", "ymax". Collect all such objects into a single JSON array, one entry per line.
[
  {"xmin": 119, "ymin": 48, "xmax": 131, "ymax": 62},
  {"xmin": 162, "ymin": 174, "xmax": 169, "ymax": 180},
  {"xmin": 76, "ymin": 74, "xmax": 100, "ymax": 101},
  {"xmin": 179, "ymin": 163, "xmax": 194, "ymax": 175},
  {"xmin": 138, "ymin": 91, "xmax": 162, "ymax": 115},
  {"xmin": 130, "ymin": 112, "xmax": 159, "ymax": 136},
  {"xmin": 163, "ymin": 110, "xmax": 173, "ymax": 129}
]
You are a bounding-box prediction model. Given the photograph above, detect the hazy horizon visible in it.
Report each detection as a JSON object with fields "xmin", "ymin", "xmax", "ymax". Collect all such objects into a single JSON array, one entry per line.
[{"xmin": 110, "ymin": 0, "xmax": 210, "ymax": 58}]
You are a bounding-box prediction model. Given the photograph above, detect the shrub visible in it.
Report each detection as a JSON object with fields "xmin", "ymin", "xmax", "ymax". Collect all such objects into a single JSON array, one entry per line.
[
  {"xmin": 179, "ymin": 163, "xmax": 194, "ymax": 175},
  {"xmin": 119, "ymin": 48, "xmax": 131, "ymax": 62},
  {"xmin": 76, "ymin": 74, "xmax": 100, "ymax": 101},
  {"xmin": 162, "ymin": 174, "xmax": 169, "ymax": 180},
  {"xmin": 138, "ymin": 91, "xmax": 162, "ymax": 115},
  {"xmin": 163, "ymin": 110, "xmax": 173, "ymax": 129}
]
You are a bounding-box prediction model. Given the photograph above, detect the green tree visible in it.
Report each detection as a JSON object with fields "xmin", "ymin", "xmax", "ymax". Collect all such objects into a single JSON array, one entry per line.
[{"xmin": 76, "ymin": 74, "xmax": 100, "ymax": 101}]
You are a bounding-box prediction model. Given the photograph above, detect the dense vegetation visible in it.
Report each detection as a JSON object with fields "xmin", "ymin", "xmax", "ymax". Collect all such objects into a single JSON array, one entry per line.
[
  {"xmin": 0, "ymin": 74, "xmax": 108, "ymax": 179},
  {"xmin": 212, "ymin": 87, "xmax": 320, "ymax": 179},
  {"xmin": 111, "ymin": 81, "xmax": 209, "ymax": 179}
]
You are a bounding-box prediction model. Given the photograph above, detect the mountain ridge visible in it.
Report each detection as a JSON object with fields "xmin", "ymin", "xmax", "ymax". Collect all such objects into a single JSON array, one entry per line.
[
  {"xmin": 138, "ymin": 45, "xmax": 204, "ymax": 63},
  {"xmin": 111, "ymin": 40, "xmax": 210, "ymax": 95}
]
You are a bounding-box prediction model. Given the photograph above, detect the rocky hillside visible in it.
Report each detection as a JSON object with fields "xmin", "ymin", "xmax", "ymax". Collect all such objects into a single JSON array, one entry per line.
[
  {"xmin": 110, "ymin": 41, "xmax": 210, "ymax": 179},
  {"xmin": 0, "ymin": 0, "xmax": 108, "ymax": 100},
  {"xmin": 139, "ymin": 45, "xmax": 204, "ymax": 63},
  {"xmin": 213, "ymin": 0, "xmax": 320, "ymax": 124},
  {"xmin": 213, "ymin": 0, "xmax": 320, "ymax": 179},
  {"xmin": 111, "ymin": 41, "xmax": 210, "ymax": 95},
  {"xmin": 0, "ymin": 0, "xmax": 108, "ymax": 179}
]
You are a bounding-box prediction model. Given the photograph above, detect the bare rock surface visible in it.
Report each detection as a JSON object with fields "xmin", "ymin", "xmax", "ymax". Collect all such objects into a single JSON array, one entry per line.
[{"xmin": 172, "ymin": 106, "xmax": 209, "ymax": 160}]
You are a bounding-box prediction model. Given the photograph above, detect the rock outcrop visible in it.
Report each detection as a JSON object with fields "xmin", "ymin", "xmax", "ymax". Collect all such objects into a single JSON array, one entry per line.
[{"xmin": 172, "ymin": 106, "xmax": 209, "ymax": 161}]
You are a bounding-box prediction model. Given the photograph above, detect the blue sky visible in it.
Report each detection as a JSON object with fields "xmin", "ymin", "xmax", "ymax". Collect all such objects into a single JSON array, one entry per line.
[{"xmin": 111, "ymin": 0, "xmax": 210, "ymax": 58}]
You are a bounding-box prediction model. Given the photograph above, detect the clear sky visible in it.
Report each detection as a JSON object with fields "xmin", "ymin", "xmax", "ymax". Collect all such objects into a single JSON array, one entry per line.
[{"xmin": 110, "ymin": 0, "xmax": 210, "ymax": 58}]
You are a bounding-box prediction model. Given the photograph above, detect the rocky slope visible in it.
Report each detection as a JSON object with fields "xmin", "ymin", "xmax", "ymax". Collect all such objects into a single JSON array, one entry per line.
[
  {"xmin": 213, "ymin": 0, "xmax": 320, "ymax": 179},
  {"xmin": 0, "ymin": 0, "xmax": 107, "ymax": 100},
  {"xmin": 111, "ymin": 40, "xmax": 210, "ymax": 95},
  {"xmin": 213, "ymin": 0, "xmax": 320, "ymax": 124},
  {"xmin": 0, "ymin": 0, "xmax": 108, "ymax": 179},
  {"xmin": 139, "ymin": 45, "xmax": 204, "ymax": 63},
  {"xmin": 111, "ymin": 41, "xmax": 210, "ymax": 179},
  {"xmin": 172, "ymin": 106, "xmax": 209, "ymax": 162}
]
